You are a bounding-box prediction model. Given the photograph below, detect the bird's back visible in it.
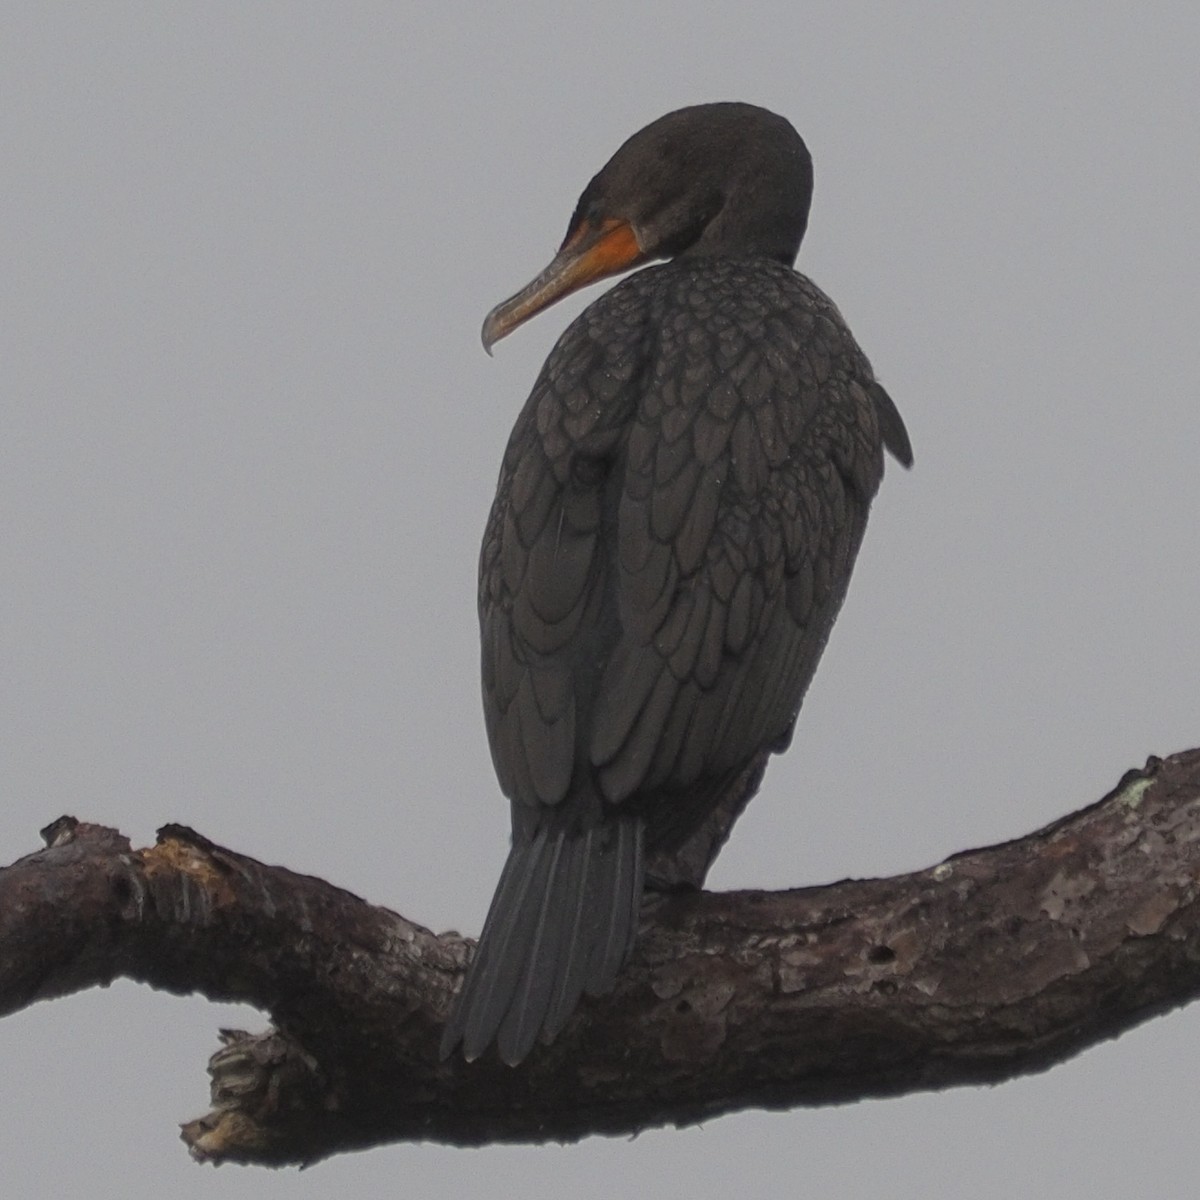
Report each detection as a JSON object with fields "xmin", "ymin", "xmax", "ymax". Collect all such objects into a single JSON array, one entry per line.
[{"xmin": 483, "ymin": 256, "xmax": 904, "ymax": 847}]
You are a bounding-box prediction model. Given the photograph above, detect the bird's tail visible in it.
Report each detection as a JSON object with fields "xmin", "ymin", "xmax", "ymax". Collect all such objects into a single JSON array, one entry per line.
[{"xmin": 440, "ymin": 813, "xmax": 645, "ymax": 1065}]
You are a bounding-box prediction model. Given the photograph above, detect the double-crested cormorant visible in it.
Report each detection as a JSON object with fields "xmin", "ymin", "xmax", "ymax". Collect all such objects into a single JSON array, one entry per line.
[{"xmin": 442, "ymin": 102, "xmax": 912, "ymax": 1065}]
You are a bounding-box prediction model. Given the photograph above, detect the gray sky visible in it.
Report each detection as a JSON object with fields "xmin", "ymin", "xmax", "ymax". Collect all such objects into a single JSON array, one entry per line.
[{"xmin": 3, "ymin": 3, "xmax": 1199, "ymax": 1197}]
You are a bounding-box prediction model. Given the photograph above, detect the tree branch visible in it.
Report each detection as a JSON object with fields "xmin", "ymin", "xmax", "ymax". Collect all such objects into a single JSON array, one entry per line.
[{"xmin": 1, "ymin": 750, "xmax": 1198, "ymax": 1166}]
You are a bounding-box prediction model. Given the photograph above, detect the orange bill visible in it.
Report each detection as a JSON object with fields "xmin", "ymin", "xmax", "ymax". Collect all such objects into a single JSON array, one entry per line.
[{"xmin": 481, "ymin": 218, "xmax": 646, "ymax": 351}]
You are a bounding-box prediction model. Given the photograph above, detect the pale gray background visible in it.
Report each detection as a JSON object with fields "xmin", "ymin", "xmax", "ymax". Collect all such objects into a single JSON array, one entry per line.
[{"xmin": 3, "ymin": 3, "xmax": 1199, "ymax": 1197}]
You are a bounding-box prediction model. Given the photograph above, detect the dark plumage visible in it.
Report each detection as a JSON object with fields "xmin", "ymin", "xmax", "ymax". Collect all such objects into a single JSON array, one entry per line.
[{"xmin": 441, "ymin": 102, "xmax": 912, "ymax": 1065}]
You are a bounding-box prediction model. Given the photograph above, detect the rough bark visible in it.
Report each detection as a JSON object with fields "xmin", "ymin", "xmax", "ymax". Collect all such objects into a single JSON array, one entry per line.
[{"xmin": 1, "ymin": 750, "xmax": 1199, "ymax": 1167}]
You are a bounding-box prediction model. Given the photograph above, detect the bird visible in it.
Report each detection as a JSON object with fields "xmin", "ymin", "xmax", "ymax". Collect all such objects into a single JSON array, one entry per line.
[{"xmin": 441, "ymin": 102, "xmax": 912, "ymax": 1065}]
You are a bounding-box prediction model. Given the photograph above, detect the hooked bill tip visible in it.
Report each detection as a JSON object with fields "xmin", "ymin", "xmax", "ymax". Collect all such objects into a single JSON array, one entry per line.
[{"xmin": 480, "ymin": 313, "xmax": 499, "ymax": 356}]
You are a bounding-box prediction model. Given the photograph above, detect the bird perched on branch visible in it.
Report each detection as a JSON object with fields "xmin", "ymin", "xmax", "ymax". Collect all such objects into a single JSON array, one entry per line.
[{"xmin": 441, "ymin": 102, "xmax": 912, "ymax": 1065}]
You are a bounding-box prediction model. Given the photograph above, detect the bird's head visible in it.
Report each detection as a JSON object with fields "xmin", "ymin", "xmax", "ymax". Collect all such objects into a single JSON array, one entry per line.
[{"xmin": 482, "ymin": 102, "xmax": 814, "ymax": 351}]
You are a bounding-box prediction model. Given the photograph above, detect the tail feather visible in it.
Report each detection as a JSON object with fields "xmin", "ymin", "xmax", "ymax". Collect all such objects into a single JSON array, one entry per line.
[
  {"xmin": 585, "ymin": 816, "xmax": 640, "ymax": 994},
  {"xmin": 441, "ymin": 814, "xmax": 645, "ymax": 1065},
  {"xmin": 542, "ymin": 826, "xmax": 597, "ymax": 1040},
  {"xmin": 450, "ymin": 834, "xmax": 546, "ymax": 1060},
  {"xmin": 495, "ymin": 832, "xmax": 567, "ymax": 1064}
]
